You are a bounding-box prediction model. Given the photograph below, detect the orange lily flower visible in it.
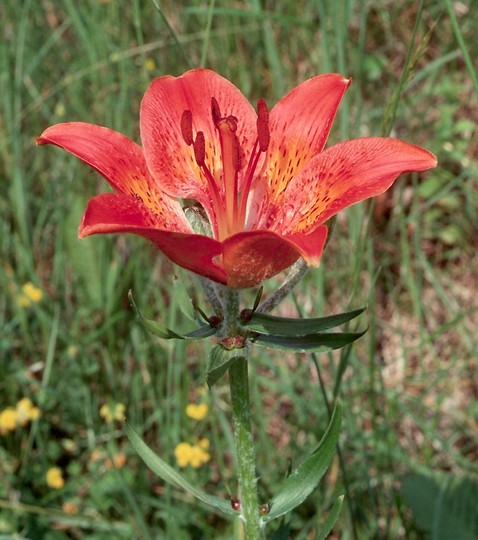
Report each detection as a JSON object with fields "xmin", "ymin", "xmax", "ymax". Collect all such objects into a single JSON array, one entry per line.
[{"xmin": 37, "ymin": 69, "xmax": 436, "ymax": 288}]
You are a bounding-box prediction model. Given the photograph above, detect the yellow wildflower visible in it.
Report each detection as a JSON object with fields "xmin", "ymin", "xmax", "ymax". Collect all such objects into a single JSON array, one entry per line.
[
  {"xmin": 198, "ymin": 438, "xmax": 210, "ymax": 450},
  {"xmin": 17, "ymin": 282, "xmax": 43, "ymax": 307},
  {"xmin": 15, "ymin": 398, "xmax": 40, "ymax": 426},
  {"xmin": 99, "ymin": 402, "xmax": 125, "ymax": 423},
  {"xmin": 185, "ymin": 403, "xmax": 209, "ymax": 421},
  {"xmin": 174, "ymin": 442, "xmax": 193, "ymax": 468},
  {"xmin": 46, "ymin": 467, "xmax": 65, "ymax": 489},
  {"xmin": 144, "ymin": 58, "xmax": 156, "ymax": 72},
  {"xmin": 0, "ymin": 408, "xmax": 17, "ymax": 435},
  {"xmin": 174, "ymin": 440, "xmax": 211, "ymax": 468},
  {"xmin": 188, "ymin": 444, "xmax": 211, "ymax": 468}
]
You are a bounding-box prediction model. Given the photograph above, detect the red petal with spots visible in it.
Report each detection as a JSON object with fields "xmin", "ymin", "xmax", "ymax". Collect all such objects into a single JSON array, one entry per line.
[
  {"xmin": 36, "ymin": 122, "xmax": 190, "ymax": 232},
  {"xmin": 266, "ymin": 137, "xmax": 438, "ymax": 234},
  {"xmin": 269, "ymin": 73, "xmax": 351, "ymax": 158},
  {"xmin": 140, "ymin": 69, "xmax": 257, "ymax": 206},
  {"xmin": 247, "ymin": 74, "xmax": 351, "ymax": 227},
  {"xmin": 222, "ymin": 227, "xmax": 328, "ymax": 288},
  {"xmin": 80, "ymin": 193, "xmax": 226, "ymax": 284},
  {"xmin": 37, "ymin": 122, "xmax": 152, "ymax": 194}
]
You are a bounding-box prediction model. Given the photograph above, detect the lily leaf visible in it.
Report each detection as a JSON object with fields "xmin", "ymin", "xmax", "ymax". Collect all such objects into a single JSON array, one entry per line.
[
  {"xmin": 207, "ymin": 345, "xmax": 248, "ymax": 388},
  {"xmin": 262, "ymin": 403, "xmax": 342, "ymax": 523},
  {"xmin": 172, "ymin": 277, "xmax": 197, "ymax": 322},
  {"xmin": 253, "ymin": 329, "xmax": 367, "ymax": 352},
  {"xmin": 243, "ymin": 307, "xmax": 366, "ymax": 336},
  {"xmin": 125, "ymin": 423, "xmax": 238, "ymax": 518},
  {"xmin": 129, "ymin": 290, "xmax": 216, "ymax": 340}
]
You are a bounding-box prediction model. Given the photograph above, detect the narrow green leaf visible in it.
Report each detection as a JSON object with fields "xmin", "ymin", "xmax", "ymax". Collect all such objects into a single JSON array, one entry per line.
[
  {"xmin": 253, "ymin": 329, "xmax": 367, "ymax": 352},
  {"xmin": 243, "ymin": 307, "xmax": 366, "ymax": 336},
  {"xmin": 262, "ymin": 403, "xmax": 342, "ymax": 522},
  {"xmin": 172, "ymin": 277, "xmax": 197, "ymax": 322},
  {"xmin": 128, "ymin": 290, "xmax": 216, "ymax": 340},
  {"xmin": 207, "ymin": 345, "xmax": 248, "ymax": 388},
  {"xmin": 316, "ymin": 495, "xmax": 345, "ymax": 540},
  {"xmin": 125, "ymin": 423, "xmax": 238, "ymax": 518}
]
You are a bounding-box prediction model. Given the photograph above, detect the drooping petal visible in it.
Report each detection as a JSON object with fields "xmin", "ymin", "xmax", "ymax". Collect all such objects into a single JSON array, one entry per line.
[
  {"xmin": 37, "ymin": 122, "xmax": 191, "ymax": 232},
  {"xmin": 221, "ymin": 226, "xmax": 328, "ymax": 288},
  {"xmin": 140, "ymin": 68, "xmax": 257, "ymax": 209},
  {"xmin": 263, "ymin": 137, "xmax": 438, "ymax": 234},
  {"xmin": 247, "ymin": 74, "xmax": 351, "ymax": 228},
  {"xmin": 283, "ymin": 225, "xmax": 329, "ymax": 267},
  {"xmin": 80, "ymin": 193, "xmax": 226, "ymax": 284}
]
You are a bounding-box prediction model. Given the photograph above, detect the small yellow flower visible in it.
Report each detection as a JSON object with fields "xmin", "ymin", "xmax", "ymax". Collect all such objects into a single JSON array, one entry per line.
[
  {"xmin": 144, "ymin": 58, "xmax": 156, "ymax": 72},
  {"xmin": 0, "ymin": 408, "xmax": 17, "ymax": 435},
  {"xmin": 99, "ymin": 402, "xmax": 126, "ymax": 423},
  {"xmin": 46, "ymin": 467, "xmax": 65, "ymax": 489},
  {"xmin": 188, "ymin": 444, "xmax": 211, "ymax": 468},
  {"xmin": 174, "ymin": 442, "xmax": 193, "ymax": 468},
  {"xmin": 185, "ymin": 403, "xmax": 209, "ymax": 421},
  {"xmin": 17, "ymin": 282, "xmax": 43, "ymax": 307},
  {"xmin": 198, "ymin": 438, "xmax": 210, "ymax": 450},
  {"xmin": 174, "ymin": 440, "xmax": 211, "ymax": 468},
  {"xmin": 15, "ymin": 398, "xmax": 41, "ymax": 426}
]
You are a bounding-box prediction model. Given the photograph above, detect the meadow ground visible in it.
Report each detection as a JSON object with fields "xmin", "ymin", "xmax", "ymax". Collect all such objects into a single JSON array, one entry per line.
[{"xmin": 1, "ymin": 0, "xmax": 477, "ymax": 538}]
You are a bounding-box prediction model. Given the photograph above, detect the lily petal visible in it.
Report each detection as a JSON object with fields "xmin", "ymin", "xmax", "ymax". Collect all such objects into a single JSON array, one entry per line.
[
  {"xmin": 283, "ymin": 225, "xmax": 329, "ymax": 267},
  {"xmin": 247, "ymin": 74, "xmax": 351, "ymax": 227},
  {"xmin": 81, "ymin": 193, "xmax": 226, "ymax": 284},
  {"xmin": 37, "ymin": 122, "xmax": 190, "ymax": 231},
  {"xmin": 222, "ymin": 226, "xmax": 328, "ymax": 288},
  {"xmin": 140, "ymin": 68, "xmax": 257, "ymax": 207},
  {"xmin": 266, "ymin": 137, "xmax": 438, "ymax": 234}
]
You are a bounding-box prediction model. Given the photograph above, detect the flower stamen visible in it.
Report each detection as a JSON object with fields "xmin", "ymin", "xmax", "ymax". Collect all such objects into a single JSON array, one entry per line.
[
  {"xmin": 192, "ymin": 129, "xmax": 227, "ymax": 239},
  {"xmin": 236, "ymin": 99, "xmax": 270, "ymax": 229},
  {"xmin": 180, "ymin": 110, "xmax": 194, "ymax": 146}
]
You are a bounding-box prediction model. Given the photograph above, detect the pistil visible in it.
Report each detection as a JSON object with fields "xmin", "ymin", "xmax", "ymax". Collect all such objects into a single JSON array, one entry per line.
[{"xmin": 212, "ymin": 99, "xmax": 241, "ymax": 237}]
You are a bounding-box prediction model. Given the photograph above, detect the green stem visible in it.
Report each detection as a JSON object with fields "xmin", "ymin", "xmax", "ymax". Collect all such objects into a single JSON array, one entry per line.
[
  {"xmin": 222, "ymin": 288, "xmax": 263, "ymax": 539},
  {"xmin": 229, "ymin": 357, "xmax": 263, "ymax": 539}
]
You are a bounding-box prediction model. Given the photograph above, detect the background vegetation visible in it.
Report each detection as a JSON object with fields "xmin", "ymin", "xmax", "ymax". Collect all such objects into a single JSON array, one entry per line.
[{"xmin": 1, "ymin": 0, "xmax": 477, "ymax": 538}]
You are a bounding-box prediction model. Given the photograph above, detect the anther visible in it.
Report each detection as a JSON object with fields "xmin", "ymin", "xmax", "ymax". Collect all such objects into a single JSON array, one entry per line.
[
  {"xmin": 181, "ymin": 110, "xmax": 193, "ymax": 146},
  {"xmin": 193, "ymin": 131, "xmax": 206, "ymax": 166},
  {"xmin": 256, "ymin": 99, "xmax": 270, "ymax": 152},
  {"xmin": 211, "ymin": 97, "xmax": 221, "ymax": 128}
]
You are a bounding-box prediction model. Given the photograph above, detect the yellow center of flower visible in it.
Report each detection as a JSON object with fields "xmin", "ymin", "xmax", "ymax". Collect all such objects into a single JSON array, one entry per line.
[{"xmin": 181, "ymin": 98, "xmax": 270, "ymax": 241}]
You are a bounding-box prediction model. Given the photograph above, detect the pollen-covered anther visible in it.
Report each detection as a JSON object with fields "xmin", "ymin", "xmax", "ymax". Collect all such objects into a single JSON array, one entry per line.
[
  {"xmin": 180, "ymin": 110, "xmax": 193, "ymax": 146},
  {"xmin": 256, "ymin": 98, "xmax": 270, "ymax": 152}
]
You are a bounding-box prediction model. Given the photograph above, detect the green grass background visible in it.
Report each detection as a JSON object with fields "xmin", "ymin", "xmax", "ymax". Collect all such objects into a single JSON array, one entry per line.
[{"xmin": 1, "ymin": 0, "xmax": 477, "ymax": 538}]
